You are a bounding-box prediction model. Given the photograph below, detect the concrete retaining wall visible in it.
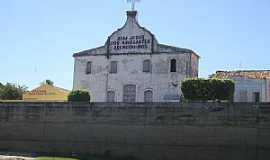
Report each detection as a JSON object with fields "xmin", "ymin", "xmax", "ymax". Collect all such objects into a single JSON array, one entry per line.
[{"xmin": 0, "ymin": 102, "xmax": 270, "ymax": 160}]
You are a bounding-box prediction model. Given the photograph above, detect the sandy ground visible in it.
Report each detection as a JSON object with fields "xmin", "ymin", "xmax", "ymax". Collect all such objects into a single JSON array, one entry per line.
[{"xmin": 0, "ymin": 156, "xmax": 34, "ymax": 160}]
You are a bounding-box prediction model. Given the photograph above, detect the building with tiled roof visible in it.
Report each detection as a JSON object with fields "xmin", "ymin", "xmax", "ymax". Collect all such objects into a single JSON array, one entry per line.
[
  {"xmin": 214, "ymin": 70, "xmax": 270, "ymax": 102},
  {"xmin": 216, "ymin": 70, "xmax": 270, "ymax": 79},
  {"xmin": 23, "ymin": 84, "xmax": 70, "ymax": 102}
]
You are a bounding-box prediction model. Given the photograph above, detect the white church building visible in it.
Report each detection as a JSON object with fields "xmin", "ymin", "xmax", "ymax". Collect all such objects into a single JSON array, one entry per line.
[{"xmin": 72, "ymin": 10, "xmax": 199, "ymax": 102}]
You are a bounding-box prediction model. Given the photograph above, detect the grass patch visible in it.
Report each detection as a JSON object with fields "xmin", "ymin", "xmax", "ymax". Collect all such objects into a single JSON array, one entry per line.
[{"xmin": 35, "ymin": 157, "xmax": 80, "ymax": 160}]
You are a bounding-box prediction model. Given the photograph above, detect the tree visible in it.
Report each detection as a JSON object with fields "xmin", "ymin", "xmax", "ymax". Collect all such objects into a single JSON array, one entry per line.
[
  {"xmin": 208, "ymin": 73, "xmax": 218, "ymax": 79},
  {"xmin": 68, "ymin": 90, "xmax": 90, "ymax": 102},
  {"xmin": 42, "ymin": 79, "xmax": 54, "ymax": 86},
  {"xmin": 0, "ymin": 83, "xmax": 28, "ymax": 100},
  {"xmin": 0, "ymin": 82, "xmax": 4, "ymax": 98}
]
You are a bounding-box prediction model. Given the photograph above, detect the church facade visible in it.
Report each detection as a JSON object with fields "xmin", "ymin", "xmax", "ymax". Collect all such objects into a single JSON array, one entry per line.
[{"xmin": 73, "ymin": 10, "xmax": 199, "ymax": 102}]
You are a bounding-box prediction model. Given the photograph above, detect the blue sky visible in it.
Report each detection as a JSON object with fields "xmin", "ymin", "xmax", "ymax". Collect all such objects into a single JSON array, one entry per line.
[{"xmin": 1, "ymin": 0, "xmax": 270, "ymax": 90}]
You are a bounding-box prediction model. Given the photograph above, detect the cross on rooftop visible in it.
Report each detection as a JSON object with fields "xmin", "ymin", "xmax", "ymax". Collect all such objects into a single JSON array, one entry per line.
[{"xmin": 127, "ymin": 0, "xmax": 140, "ymax": 11}]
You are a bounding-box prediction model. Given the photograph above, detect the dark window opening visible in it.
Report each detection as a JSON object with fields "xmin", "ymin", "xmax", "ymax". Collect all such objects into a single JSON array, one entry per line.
[
  {"xmin": 170, "ymin": 59, "xmax": 176, "ymax": 72},
  {"xmin": 86, "ymin": 61, "xmax": 92, "ymax": 74},
  {"xmin": 253, "ymin": 92, "xmax": 260, "ymax": 103}
]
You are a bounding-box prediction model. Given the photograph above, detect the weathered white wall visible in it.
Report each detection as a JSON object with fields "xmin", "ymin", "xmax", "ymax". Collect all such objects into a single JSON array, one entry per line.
[
  {"xmin": 72, "ymin": 10, "xmax": 199, "ymax": 102},
  {"xmin": 73, "ymin": 53, "xmax": 190, "ymax": 102},
  {"xmin": 233, "ymin": 77, "xmax": 269, "ymax": 102}
]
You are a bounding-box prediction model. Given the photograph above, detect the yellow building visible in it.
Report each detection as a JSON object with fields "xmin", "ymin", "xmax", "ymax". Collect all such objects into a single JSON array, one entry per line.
[{"xmin": 23, "ymin": 84, "xmax": 70, "ymax": 102}]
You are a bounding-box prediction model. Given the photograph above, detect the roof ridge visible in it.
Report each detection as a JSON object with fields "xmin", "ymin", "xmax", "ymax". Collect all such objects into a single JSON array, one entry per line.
[
  {"xmin": 216, "ymin": 70, "xmax": 270, "ymax": 79},
  {"xmin": 73, "ymin": 45, "xmax": 105, "ymax": 57},
  {"xmin": 217, "ymin": 70, "xmax": 270, "ymax": 72}
]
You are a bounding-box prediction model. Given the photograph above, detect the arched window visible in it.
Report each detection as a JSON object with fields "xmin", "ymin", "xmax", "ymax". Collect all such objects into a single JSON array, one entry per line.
[
  {"xmin": 107, "ymin": 91, "xmax": 115, "ymax": 102},
  {"xmin": 144, "ymin": 90, "xmax": 153, "ymax": 102},
  {"xmin": 143, "ymin": 60, "xmax": 151, "ymax": 73},
  {"xmin": 170, "ymin": 59, "xmax": 176, "ymax": 72},
  {"xmin": 86, "ymin": 61, "xmax": 92, "ymax": 74}
]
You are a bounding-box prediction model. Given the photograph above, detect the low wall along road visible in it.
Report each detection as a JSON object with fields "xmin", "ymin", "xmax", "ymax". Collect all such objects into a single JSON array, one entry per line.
[{"xmin": 0, "ymin": 102, "xmax": 270, "ymax": 160}]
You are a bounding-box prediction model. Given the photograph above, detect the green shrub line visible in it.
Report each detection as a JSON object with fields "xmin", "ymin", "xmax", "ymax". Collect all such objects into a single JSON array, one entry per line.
[
  {"xmin": 68, "ymin": 90, "xmax": 90, "ymax": 102},
  {"xmin": 181, "ymin": 78, "xmax": 235, "ymax": 101}
]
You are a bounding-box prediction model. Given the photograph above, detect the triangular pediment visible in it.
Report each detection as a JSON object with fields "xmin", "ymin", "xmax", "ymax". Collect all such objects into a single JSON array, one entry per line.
[{"xmin": 106, "ymin": 11, "xmax": 158, "ymax": 54}]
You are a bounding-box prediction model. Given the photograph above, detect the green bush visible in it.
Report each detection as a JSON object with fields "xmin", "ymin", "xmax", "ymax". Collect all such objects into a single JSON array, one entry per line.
[
  {"xmin": 181, "ymin": 78, "xmax": 235, "ymax": 101},
  {"xmin": 68, "ymin": 90, "xmax": 90, "ymax": 102},
  {"xmin": 0, "ymin": 83, "xmax": 27, "ymax": 100}
]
